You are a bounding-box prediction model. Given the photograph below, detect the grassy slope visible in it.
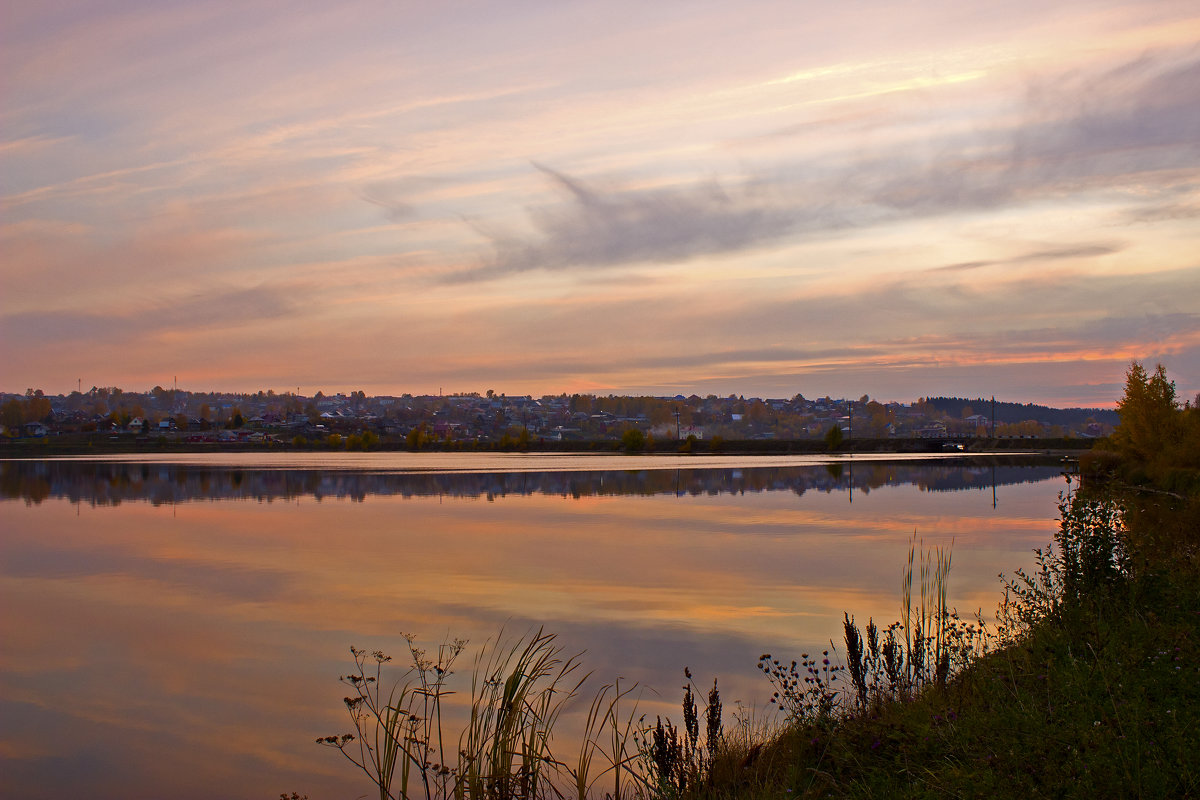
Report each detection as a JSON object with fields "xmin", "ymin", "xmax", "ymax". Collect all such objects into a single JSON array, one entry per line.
[{"xmin": 691, "ymin": 497, "xmax": 1199, "ymax": 799}]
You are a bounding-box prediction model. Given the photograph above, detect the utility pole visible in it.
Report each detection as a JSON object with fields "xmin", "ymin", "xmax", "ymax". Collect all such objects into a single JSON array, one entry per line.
[
  {"xmin": 991, "ymin": 395, "xmax": 995, "ymax": 438},
  {"xmin": 674, "ymin": 409, "xmax": 681, "ymax": 441}
]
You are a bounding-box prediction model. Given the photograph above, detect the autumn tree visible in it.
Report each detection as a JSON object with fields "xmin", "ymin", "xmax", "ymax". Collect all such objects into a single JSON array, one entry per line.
[
  {"xmin": 24, "ymin": 393, "xmax": 52, "ymax": 423},
  {"xmin": 1, "ymin": 399, "xmax": 23, "ymax": 431},
  {"xmin": 1113, "ymin": 361, "xmax": 1179, "ymax": 463},
  {"xmin": 861, "ymin": 400, "xmax": 890, "ymax": 437},
  {"xmin": 649, "ymin": 402, "xmax": 673, "ymax": 427}
]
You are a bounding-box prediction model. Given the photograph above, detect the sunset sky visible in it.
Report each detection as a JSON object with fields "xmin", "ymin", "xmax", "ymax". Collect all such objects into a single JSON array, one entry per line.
[{"xmin": 3, "ymin": 0, "xmax": 1198, "ymax": 406}]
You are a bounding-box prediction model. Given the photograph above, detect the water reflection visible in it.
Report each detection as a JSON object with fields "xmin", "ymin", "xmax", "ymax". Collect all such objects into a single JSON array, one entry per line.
[
  {"xmin": 0, "ymin": 456, "xmax": 1064, "ymax": 799},
  {"xmin": 2, "ymin": 455, "xmax": 1058, "ymax": 505}
]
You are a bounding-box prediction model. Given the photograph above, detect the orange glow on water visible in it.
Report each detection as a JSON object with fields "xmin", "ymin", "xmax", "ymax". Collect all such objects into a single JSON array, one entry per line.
[{"xmin": 0, "ymin": 457, "xmax": 1063, "ymax": 797}]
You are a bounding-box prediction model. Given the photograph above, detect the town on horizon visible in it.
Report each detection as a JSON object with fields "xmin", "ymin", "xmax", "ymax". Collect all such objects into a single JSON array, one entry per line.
[{"xmin": 3, "ymin": 384, "xmax": 1121, "ymax": 444}]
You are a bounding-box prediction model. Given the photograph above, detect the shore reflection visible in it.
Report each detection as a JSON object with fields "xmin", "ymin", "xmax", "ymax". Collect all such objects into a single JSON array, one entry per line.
[{"xmin": 2, "ymin": 455, "xmax": 1057, "ymax": 505}]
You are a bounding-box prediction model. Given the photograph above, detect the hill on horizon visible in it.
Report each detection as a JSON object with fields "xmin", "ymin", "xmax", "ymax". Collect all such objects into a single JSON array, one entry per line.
[{"xmin": 921, "ymin": 396, "xmax": 1119, "ymax": 427}]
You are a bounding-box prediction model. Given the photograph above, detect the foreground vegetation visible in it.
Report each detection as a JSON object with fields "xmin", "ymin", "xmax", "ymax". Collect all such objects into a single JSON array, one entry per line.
[
  {"xmin": 674, "ymin": 492, "xmax": 1198, "ymax": 798},
  {"xmin": 307, "ymin": 361, "xmax": 1198, "ymax": 799}
]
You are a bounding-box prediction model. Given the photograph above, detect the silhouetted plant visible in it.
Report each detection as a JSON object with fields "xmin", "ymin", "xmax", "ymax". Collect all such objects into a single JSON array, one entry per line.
[
  {"xmin": 881, "ymin": 622, "xmax": 904, "ymax": 696},
  {"xmin": 837, "ymin": 537, "xmax": 991, "ymax": 709},
  {"xmin": 999, "ymin": 483, "xmax": 1127, "ymax": 642},
  {"xmin": 901, "ymin": 533, "xmax": 952, "ymax": 690},
  {"xmin": 705, "ymin": 678, "xmax": 722, "ymax": 766},
  {"xmin": 647, "ymin": 716, "xmax": 683, "ymax": 796},
  {"xmin": 320, "ymin": 629, "xmax": 644, "ymax": 800},
  {"xmin": 843, "ymin": 613, "xmax": 867, "ymax": 708},
  {"xmin": 638, "ymin": 669, "xmax": 724, "ymax": 796},
  {"xmin": 757, "ymin": 649, "xmax": 844, "ymax": 723}
]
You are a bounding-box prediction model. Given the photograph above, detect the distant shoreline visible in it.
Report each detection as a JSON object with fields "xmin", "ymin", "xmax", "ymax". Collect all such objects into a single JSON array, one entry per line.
[{"xmin": 0, "ymin": 433, "xmax": 1094, "ymax": 459}]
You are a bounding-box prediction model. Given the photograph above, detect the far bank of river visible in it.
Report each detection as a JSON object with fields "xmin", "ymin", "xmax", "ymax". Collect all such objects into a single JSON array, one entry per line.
[{"xmin": 0, "ymin": 431, "xmax": 1093, "ymax": 459}]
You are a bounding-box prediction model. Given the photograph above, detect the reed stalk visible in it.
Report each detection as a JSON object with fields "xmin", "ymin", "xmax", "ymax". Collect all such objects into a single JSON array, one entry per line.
[{"xmin": 899, "ymin": 533, "xmax": 953, "ymax": 690}]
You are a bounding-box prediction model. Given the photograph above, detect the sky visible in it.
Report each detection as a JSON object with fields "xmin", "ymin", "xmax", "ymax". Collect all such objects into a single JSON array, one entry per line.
[{"xmin": 2, "ymin": 0, "xmax": 1198, "ymax": 407}]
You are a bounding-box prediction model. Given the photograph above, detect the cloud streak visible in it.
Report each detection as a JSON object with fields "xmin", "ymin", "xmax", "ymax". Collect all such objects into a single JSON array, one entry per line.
[
  {"xmin": 928, "ymin": 243, "xmax": 1126, "ymax": 273},
  {"xmin": 0, "ymin": 285, "xmax": 301, "ymax": 345},
  {"xmin": 451, "ymin": 164, "xmax": 797, "ymax": 279},
  {"xmin": 441, "ymin": 47, "xmax": 1200, "ymax": 282}
]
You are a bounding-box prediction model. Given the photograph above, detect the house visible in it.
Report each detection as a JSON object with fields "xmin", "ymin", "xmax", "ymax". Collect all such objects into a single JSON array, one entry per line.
[{"xmin": 917, "ymin": 421, "xmax": 949, "ymax": 439}]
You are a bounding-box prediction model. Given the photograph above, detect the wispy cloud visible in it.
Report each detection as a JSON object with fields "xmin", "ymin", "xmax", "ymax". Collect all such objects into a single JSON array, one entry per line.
[
  {"xmin": 451, "ymin": 164, "xmax": 797, "ymax": 280},
  {"xmin": 928, "ymin": 243, "xmax": 1125, "ymax": 272},
  {"xmin": 0, "ymin": 285, "xmax": 301, "ymax": 345},
  {"xmin": 440, "ymin": 47, "xmax": 1199, "ymax": 283}
]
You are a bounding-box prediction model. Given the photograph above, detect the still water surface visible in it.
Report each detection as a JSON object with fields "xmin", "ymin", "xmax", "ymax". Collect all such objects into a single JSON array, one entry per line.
[{"xmin": 1, "ymin": 453, "xmax": 1065, "ymax": 798}]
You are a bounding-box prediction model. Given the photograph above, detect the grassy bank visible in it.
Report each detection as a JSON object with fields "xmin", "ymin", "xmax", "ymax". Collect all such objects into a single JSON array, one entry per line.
[
  {"xmin": 664, "ymin": 484, "xmax": 1199, "ymax": 800},
  {"xmin": 693, "ymin": 554, "xmax": 1197, "ymax": 797}
]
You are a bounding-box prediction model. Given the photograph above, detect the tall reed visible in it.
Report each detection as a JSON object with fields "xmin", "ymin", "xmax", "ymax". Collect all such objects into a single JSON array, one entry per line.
[
  {"xmin": 320, "ymin": 628, "xmax": 645, "ymax": 800},
  {"xmin": 900, "ymin": 532, "xmax": 953, "ymax": 690}
]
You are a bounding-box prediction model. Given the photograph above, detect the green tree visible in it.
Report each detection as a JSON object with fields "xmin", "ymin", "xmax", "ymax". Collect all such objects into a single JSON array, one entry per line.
[
  {"xmin": 620, "ymin": 428, "xmax": 646, "ymax": 452},
  {"xmin": 825, "ymin": 423, "xmax": 845, "ymax": 451}
]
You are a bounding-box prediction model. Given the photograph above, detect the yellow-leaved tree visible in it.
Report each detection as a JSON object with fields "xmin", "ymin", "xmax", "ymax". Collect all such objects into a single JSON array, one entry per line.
[
  {"xmin": 1113, "ymin": 361, "xmax": 1179, "ymax": 464},
  {"xmin": 1111, "ymin": 360, "xmax": 1200, "ymax": 483}
]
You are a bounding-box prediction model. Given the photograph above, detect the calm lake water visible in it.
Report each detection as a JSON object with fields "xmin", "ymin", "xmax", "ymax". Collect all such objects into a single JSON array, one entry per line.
[{"xmin": 0, "ymin": 453, "xmax": 1066, "ymax": 799}]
